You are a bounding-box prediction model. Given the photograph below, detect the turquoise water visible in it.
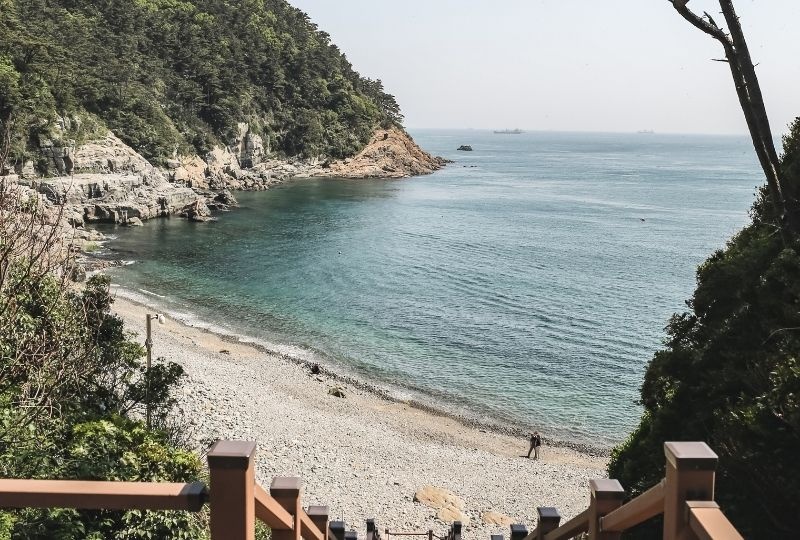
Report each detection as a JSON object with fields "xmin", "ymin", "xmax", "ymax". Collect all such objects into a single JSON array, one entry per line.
[{"xmin": 101, "ymin": 130, "xmax": 761, "ymax": 448}]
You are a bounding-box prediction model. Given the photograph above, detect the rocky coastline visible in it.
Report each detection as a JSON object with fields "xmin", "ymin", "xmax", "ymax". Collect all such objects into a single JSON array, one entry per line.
[{"xmin": 3, "ymin": 120, "xmax": 446, "ymax": 255}]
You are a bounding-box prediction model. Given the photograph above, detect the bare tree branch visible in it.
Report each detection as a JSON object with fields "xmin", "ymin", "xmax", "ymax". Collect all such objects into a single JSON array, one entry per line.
[
  {"xmin": 669, "ymin": 0, "xmax": 731, "ymax": 45},
  {"xmin": 668, "ymin": 0, "xmax": 798, "ymax": 241}
]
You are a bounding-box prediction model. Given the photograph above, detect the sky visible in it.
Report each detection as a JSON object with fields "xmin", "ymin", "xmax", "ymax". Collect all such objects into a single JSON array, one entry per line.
[{"xmin": 288, "ymin": 0, "xmax": 799, "ymax": 136}]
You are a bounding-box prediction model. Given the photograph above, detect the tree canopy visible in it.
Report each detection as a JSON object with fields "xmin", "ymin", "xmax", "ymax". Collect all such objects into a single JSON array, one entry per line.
[
  {"xmin": 609, "ymin": 119, "xmax": 800, "ymax": 539},
  {"xmin": 0, "ymin": 0, "xmax": 404, "ymax": 168}
]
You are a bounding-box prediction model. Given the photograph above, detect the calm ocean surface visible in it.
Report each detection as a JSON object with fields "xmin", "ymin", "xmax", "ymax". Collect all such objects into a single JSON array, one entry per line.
[{"xmin": 101, "ymin": 130, "xmax": 762, "ymax": 448}]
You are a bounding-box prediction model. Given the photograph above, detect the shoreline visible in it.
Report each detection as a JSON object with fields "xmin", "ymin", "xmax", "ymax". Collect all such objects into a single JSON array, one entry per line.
[
  {"xmin": 110, "ymin": 290, "xmax": 608, "ymax": 534},
  {"xmin": 108, "ymin": 283, "xmax": 610, "ymax": 458}
]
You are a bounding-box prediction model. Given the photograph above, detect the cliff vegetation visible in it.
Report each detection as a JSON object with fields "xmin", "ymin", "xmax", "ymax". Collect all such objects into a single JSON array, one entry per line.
[{"xmin": 0, "ymin": 0, "xmax": 404, "ymax": 172}]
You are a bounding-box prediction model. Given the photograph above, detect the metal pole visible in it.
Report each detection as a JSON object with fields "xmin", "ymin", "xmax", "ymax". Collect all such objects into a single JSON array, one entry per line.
[{"xmin": 145, "ymin": 314, "xmax": 152, "ymax": 429}]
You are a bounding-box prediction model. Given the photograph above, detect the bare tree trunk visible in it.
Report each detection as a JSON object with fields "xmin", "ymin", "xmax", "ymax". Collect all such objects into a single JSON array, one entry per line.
[
  {"xmin": 0, "ymin": 113, "xmax": 11, "ymax": 179},
  {"xmin": 669, "ymin": 0, "xmax": 798, "ymax": 242}
]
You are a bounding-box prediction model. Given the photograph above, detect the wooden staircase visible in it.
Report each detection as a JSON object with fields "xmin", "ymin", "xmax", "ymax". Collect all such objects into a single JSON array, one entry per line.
[{"xmin": 0, "ymin": 440, "xmax": 743, "ymax": 539}]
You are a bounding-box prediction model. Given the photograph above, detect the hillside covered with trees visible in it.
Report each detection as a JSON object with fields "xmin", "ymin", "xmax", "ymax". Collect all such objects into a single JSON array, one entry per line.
[{"xmin": 0, "ymin": 0, "xmax": 404, "ymax": 170}]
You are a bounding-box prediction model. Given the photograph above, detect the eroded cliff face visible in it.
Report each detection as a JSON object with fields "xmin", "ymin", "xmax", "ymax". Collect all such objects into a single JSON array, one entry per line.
[{"xmin": 17, "ymin": 131, "xmax": 212, "ymax": 229}]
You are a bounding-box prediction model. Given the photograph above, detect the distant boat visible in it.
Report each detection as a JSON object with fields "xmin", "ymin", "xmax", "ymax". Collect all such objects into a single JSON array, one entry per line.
[
  {"xmin": 494, "ymin": 128, "xmax": 524, "ymax": 134},
  {"xmin": 637, "ymin": 129, "xmax": 655, "ymax": 134},
  {"xmin": 457, "ymin": 145, "xmax": 473, "ymax": 151}
]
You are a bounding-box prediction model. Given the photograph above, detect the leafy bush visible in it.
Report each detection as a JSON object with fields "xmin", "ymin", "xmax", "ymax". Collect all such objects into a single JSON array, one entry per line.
[{"xmin": 0, "ymin": 184, "xmax": 206, "ymax": 536}]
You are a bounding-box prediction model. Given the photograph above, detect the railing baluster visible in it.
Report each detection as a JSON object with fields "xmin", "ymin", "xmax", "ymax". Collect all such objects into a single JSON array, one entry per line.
[
  {"xmin": 345, "ymin": 530, "xmax": 358, "ymax": 540},
  {"xmin": 330, "ymin": 520, "xmax": 346, "ymax": 540},
  {"xmin": 536, "ymin": 507, "xmax": 561, "ymax": 539},
  {"xmin": 663, "ymin": 442, "xmax": 718, "ymax": 540},
  {"xmin": 588, "ymin": 479, "xmax": 625, "ymax": 540},
  {"xmin": 208, "ymin": 440, "xmax": 257, "ymax": 540},
  {"xmin": 510, "ymin": 523, "xmax": 528, "ymax": 540},
  {"xmin": 491, "ymin": 534, "xmax": 504, "ymax": 540}
]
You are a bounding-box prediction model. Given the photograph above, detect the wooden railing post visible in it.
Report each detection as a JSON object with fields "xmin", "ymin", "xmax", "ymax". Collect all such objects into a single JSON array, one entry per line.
[
  {"xmin": 510, "ymin": 523, "xmax": 527, "ymax": 540},
  {"xmin": 310, "ymin": 506, "xmax": 330, "ymax": 540},
  {"xmin": 271, "ymin": 477, "xmax": 302, "ymax": 540},
  {"xmin": 663, "ymin": 442, "xmax": 718, "ymax": 540},
  {"xmin": 589, "ymin": 479, "xmax": 625, "ymax": 540},
  {"xmin": 207, "ymin": 440, "xmax": 257, "ymax": 540},
  {"xmin": 536, "ymin": 507, "xmax": 561, "ymax": 539},
  {"xmin": 330, "ymin": 520, "xmax": 346, "ymax": 540}
]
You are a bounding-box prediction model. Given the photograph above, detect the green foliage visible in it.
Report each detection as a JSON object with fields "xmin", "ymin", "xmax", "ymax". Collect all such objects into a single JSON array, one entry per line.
[
  {"xmin": 0, "ymin": 0, "xmax": 403, "ymax": 166},
  {"xmin": 0, "ymin": 511, "xmax": 13, "ymax": 540},
  {"xmin": 609, "ymin": 118, "xmax": 800, "ymax": 539},
  {"xmin": 6, "ymin": 418, "xmax": 205, "ymax": 539},
  {"xmin": 0, "ymin": 257, "xmax": 205, "ymax": 536}
]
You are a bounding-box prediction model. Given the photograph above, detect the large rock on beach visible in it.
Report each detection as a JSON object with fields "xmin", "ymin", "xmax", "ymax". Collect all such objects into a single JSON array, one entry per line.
[
  {"xmin": 413, "ymin": 486, "xmax": 469, "ymax": 525},
  {"xmin": 480, "ymin": 511, "xmax": 514, "ymax": 526}
]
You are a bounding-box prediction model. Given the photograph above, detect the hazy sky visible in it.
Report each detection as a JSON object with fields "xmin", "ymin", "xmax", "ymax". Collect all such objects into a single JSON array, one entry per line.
[{"xmin": 289, "ymin": 0, "xmax": 799, "ymax": 136}]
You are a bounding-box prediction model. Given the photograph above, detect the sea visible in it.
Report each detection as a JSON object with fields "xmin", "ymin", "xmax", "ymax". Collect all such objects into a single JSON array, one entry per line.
[{"xmin": 98, "ymin": 129, "xmax": 762, "ymax": 449}]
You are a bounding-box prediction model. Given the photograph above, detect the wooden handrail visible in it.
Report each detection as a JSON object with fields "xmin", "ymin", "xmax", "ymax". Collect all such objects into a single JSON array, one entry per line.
[
  {"xmin": 543, "ymin": 508, "xmax": 589, "ymax": 540},
  {"xmin": 528, "ymin": 442, "xmax": 744, "ymax": 539},
  {"xmin": 254, "ymin": 483, "xmax": 294, "ymax": 530},
  {"xmin": 300, "ymin": 508, "xmax": 326, "ymax": 540},
  {"xmin": 0, "ymin": 479, "xmax": 206, "ymax": 511},
  {"xmin": 687, "ymin": 502, "xmax": 744, "ymax": 540},
  {"xmin": 600, "ymin": 478, "xmax": 665, "ymax": 532},
  {"xmin": 0, "ymin": 440, "xmax": 747, "ymax": 539}
]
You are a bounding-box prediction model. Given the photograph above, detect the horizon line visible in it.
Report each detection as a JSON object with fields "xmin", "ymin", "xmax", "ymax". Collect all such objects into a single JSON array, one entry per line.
[{"xmin": 404, "ymin": 127, "xmax": 759, "ymax": 137}]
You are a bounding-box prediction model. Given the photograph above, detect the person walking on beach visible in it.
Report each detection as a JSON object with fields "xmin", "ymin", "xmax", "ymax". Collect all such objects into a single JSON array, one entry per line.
[{"xmin": 527, "ymin": 431, "xmax": 542, "ymax": 459}]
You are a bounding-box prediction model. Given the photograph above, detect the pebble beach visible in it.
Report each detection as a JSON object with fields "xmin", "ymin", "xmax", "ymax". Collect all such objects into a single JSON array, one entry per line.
[{"xmin": 112, "ymin": 294, "xmax": 608, "ymax": 537}]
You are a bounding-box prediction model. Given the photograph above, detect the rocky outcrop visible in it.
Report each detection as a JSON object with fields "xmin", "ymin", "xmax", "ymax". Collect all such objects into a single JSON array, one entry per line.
[
  {"xmin": 36, "ymin": 173, "xmax": 199, "ymax": 226},
  {"xmin": 308, "ymin": 127, "xmax": 447, "ymax": 179},
  {"xmin": 234, "ymin": 122, "xmax": 266, "ymax": 168},
  {"xmin": 26, "ymin": 131, "xmax": 204, "ymax": 227},
  {"xmin": 165, "ymin": 155, "xmax": 207, "ymax": 188},
  {"xmin": 72, "ymin": 132, "xmax": 164, "ymax": 184}
]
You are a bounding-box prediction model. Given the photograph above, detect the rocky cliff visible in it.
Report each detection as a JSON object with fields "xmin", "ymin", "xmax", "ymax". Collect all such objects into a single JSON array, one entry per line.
[{"xmin": 6, "ymin": 118, "xmax": 445, "ymax": 236}]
